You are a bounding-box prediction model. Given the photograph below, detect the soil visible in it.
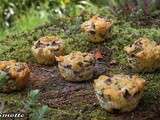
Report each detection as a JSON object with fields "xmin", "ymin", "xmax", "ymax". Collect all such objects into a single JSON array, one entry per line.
[
  {"xmin": 132, "ymin": 14, "xmax": 160, "ymax": 27},
  {"xmin": 28, "ymin": 47, "xmax": 160, "ymax": 120}
]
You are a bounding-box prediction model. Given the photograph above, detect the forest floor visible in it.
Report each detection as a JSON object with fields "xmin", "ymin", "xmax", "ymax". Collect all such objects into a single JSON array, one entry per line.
[
  {"xmin": 0, "ymin": 12, "xmax": 160, "ymax": 120},
  {"xmin": 29, "ymin": 56, "xmax": 160, "ymax": 120}
]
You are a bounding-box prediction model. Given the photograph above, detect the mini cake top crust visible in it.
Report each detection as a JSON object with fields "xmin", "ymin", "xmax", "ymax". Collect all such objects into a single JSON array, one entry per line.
[
  {"xmin": 81, "ymin": 16, "xmax": 112, "ymax": 43},
  {"xmin": 33, "ymin": 36, "xmax": 63, "ymax": 51},
  {"xmin": 57, "ymin": 51, "xmax": 95, "ymax": 71},
  {"xmin": 94, "ymin": 74, "xmax": 146, "ymax": 112},
  {"xmin": 94, "ymin": 74, "xmax": 145, "ymax": 97},
  {"xmin": 31, "ymin": 36, "xmax": 64, "ymax": 65},
  {"xmin": 0, "ymin": 60, "xmax": 16, "ymax": 70},
  {"xmin": 81, "ymin": 16, "xmax": 112, "ymax": 34},
  {"xmin": 124, "ymin": 37, "xmax": 157, "ymax": 56},
  {"xmin": 124, "ymin": 37, "xmax": 160, "ymax": 72},
  {"xmin": 0, "ymin": 60, "xmax": 30, "ymax": 87}
]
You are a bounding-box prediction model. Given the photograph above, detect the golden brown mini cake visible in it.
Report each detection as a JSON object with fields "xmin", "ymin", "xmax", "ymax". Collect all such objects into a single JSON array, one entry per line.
[
  {"xmin": 81, "ymin": 16, "xmax": 112, "ymax": 43},
  {"xmin": 124, "ymin": 37, "xmax": 160, "ymax": 72},
  {"xmin": 94, "ymin": 74, "xmax": 146, "ymax": 113},
  {"xmin": 0, "ymin": 60, "xmax": 30, "ymax": 93},
  {"xmin": 57, "ymin": 51, "xmax": 95, "ymax": 81},
  {"xmin": 31, "ymin": 36, "xmax": 64, "ymax": 65}
]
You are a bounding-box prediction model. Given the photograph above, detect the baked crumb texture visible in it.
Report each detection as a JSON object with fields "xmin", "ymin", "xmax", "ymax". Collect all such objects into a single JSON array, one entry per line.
[
  {"xmin": 94, "ymin": 74, "xmax": 146, "ymax": 113},
  {"xmin": 31, "ymin": 36, "xmax": 64, "ymax": 65},
  {"xmin": 81, "ymin": 16, "xmax": 112, "ymax": 43},
  {"xmin": 57, "ymin": 51, "xmax": 95, "ymax": 81},
  {"xmin": 124, "ymin": 37, "xmax": 160, "ymax": 72},
  {"xmin": 0, "ymin": 60, "xmax": 30, "ymax": 93}
]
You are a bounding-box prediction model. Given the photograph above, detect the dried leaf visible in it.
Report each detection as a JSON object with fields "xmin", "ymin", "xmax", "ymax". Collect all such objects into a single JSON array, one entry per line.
[{"xmin": 95, "ymin": 50, "xmax": 103, "ymax": 60}]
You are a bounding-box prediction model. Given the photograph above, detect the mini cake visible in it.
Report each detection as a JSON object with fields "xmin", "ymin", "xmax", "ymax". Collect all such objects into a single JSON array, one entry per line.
[
  {"xmin": 57, "ymin": 51, "xmax": 95, "ymax": 81},
  {"xmin": 124, "ymin": 37, "xmax": 160, "ymax": 72},
  {"xmin": 0, "ymin": 60, "xmax": 30, "ymax": 93},
  {"xmin": 94, "ymin": 74, "xmax": 146, "ymax": 113},
  {"xmin": 31, "ymin": 36, "xmax": 64, "ymax": 65},
  {"xmin": 81, "ymin": 16, "xmax": 112, "ymax": 43}
]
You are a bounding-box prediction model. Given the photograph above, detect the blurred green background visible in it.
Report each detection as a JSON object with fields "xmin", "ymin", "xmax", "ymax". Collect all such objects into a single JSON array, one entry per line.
[{"xmin": 0, "ymin": 0, "xmax": 160, "ymax": 39}]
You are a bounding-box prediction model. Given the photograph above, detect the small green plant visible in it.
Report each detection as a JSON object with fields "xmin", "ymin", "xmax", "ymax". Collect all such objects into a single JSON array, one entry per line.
[
  {"xmin": 31, "ymin": 105, "xmax": 49, "ymax": 120},
  {"xmin": 24, "ymin": 89, "xmax": 49, "ymax": 120},
  {"xmin": 26, "ymin": 89, "xmax": 40, "ymax": 108},
  {"xmin": 0, "ymin": 70, "xmax": 9, "ymax": 87}
]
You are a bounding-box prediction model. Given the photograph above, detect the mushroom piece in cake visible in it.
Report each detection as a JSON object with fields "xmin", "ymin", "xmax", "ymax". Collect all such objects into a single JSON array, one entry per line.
[
  {"xmin": 57, "ymin": 51, "xmax": 95, "ymax": 81},
  {"xmin": 124, "ymin": 37, "xmax": 160, "ymax": 72},
  {"xmin": 81, "ymin": 16, "xmax": 112, "ymax": 43},
  {"xmin": 0, "ymin": 60, "xmax": 30, "ymax": 93},
  {"xmin": 31, "ymin": 36, "xmax": 64, "ymax": 65},
  {"xmin": 94, "ymin": 74, "xmax": 146, "ymax": 113}
]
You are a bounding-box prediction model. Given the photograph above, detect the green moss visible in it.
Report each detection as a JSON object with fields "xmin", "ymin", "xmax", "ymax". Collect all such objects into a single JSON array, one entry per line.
[
  {"xmin": 0, "ymin": 92, "xmax": 25, "ymax": 112},
  {"xmin": 141, "ymin": 72, "xmax": 160, "ymax": 107},
  {"xmin": 109, "ymin": 21, "xmax": 160, "ymax": 64},
  {"xmin": 48, "ymin": 109, "xmax": 79, "ymax": 120},
  {"xmin": 90, "ymin": 109, "xmax": 111, "ymax": 120},
  {"xmin": 0, "ymin": 16, "xmax": 92, "ymax": 61}
]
